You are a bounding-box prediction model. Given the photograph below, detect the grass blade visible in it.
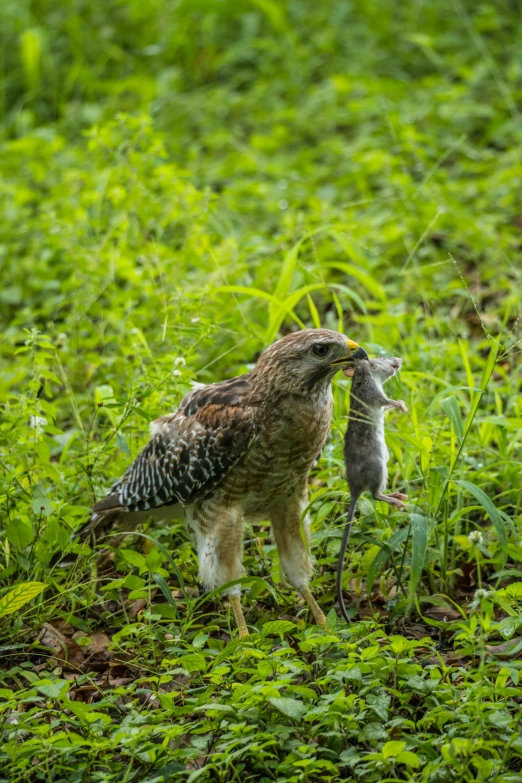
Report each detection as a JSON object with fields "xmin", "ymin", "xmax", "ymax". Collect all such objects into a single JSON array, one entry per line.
[
  {"xmin": 306, "ymin": 294, "xmax": 321, "ymax": 328},
  {"xmin": 322, "ymin": 261, "xmax": 386, "ymax": 301},
  {"xmin": 433, "ymin": 346, "xmax": 498, "ymax": 520},
  {"xmin": 440, "ymin": 395, "xmax": 464, "ymax": 442},
  {"xmin": 408, "ymin": 514, "xmax": 428, "ymax": 602},
  {"xmin": 152, "ymin": 573, "xmax": 180, "ymax": 618},
  {"xmin": 367, "ymin": 527, "xmax": 410, "ymax": 595},
  {"xmin": 453, "ymin": 480, "xmax": 507, "ymax": 554}
]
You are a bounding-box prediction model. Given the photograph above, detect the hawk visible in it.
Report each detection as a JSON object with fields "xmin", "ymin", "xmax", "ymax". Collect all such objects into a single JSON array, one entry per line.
[{"xmin": 83, "ymin": 329, "xmax": 366, "ymax": 636}]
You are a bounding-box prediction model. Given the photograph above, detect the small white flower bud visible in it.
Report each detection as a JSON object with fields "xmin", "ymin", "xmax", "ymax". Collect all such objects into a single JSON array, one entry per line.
[
  {"xmin": 468, "ymin": 530, "xmax": 483, "ymax": 545},
  {"xmin": 29, "ymin": 415, "xmax": 47, "ymax": 432}
]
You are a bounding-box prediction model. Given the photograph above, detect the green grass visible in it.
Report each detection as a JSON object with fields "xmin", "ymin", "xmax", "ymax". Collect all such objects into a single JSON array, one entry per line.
[{"xmin": 1, "ymin": 1, "xmax": 522, "ymax": 780}]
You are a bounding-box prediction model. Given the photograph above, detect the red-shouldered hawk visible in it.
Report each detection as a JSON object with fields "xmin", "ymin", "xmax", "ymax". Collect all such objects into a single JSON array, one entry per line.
[{"xmin": 82, "ymin": 329, "xmax": 366, "ymax": 636}]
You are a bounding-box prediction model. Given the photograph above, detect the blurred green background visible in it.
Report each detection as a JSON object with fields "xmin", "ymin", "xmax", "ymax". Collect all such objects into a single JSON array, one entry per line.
[
  {"xmin": 1, "ymin": 2, "xmax": 522, "ymax": 780},
  {"xmin": 2, "ymin": 0, "xmax": 522, "ymax": 370}
]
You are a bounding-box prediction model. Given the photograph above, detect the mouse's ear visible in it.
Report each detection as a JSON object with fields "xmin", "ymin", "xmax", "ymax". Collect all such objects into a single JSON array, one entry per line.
[{"xmin": 343, "ymin": 368, "xmax": 355, "ymax": 377}]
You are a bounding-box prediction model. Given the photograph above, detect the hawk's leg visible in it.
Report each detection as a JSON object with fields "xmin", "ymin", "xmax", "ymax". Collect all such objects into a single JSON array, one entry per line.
[
  {"xmin": 230, "ymin": 595, "xmax": 248, "ymax": 638},
  {"xmin": 270, "ymin": 492, "xmax": 326, "ymax": 628},
  {"xmin": 192, "ymin": 504, "xmax": 249, "ymax": 638}
]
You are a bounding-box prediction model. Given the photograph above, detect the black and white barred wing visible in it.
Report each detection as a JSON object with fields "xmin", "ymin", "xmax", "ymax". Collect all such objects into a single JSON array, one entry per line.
[{"xmin": 92, "ymin": 403, "xmax": 256, "ymax": 515}]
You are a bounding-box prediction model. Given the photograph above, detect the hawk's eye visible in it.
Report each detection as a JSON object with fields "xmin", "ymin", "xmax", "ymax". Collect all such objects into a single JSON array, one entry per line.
[{"xmin": 312, "ymin": 343, "xmax": 329, "ymax": 357}]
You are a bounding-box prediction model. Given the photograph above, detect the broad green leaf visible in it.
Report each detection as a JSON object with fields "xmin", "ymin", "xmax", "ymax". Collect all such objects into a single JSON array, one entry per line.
[
  {"xmin": 0, "ymin": 582, "xmax": 47, "ymax": 618},
  {"xmin": 497, "ymin": 582, "xmax": 522, "ymax": 601},
  {"xmin": 178, "ymin": 653, "xmax": 207, "ymax": 673},
  {"xmin": 195, "ymin": 703, "xmax": 234, "ymax": 713},
  {"xmin": 123, "ymin": 574, "xmax": 145, "ymax": 590},
  {"xmin": 120, "ymin": 549, "xmax": 148, "ymax": 573},
  {"xmin": 261, "ymin": 620, "xmax": 295, "ymax": 638},
  {"xmin": 36, "ymin": 679, "xmax": 70, "ymax": 699},
  {"xmin": 268, "ymin": 696, "xmax": 307, "ymax": 720},
  {"xmin": 116, "ymin": 432, "xmax": 130, "ymax": 455},
  {"xmin": 388, "ymin": 635, "xmax": 408, "ymax": 654},
  {"xmin": 32, "ymin": 497, "xmax": 54, "ymax": 518},
  {"xmin": 495, "ymin": 667, "xmax": 511, "ymax": 689},
  {"xmin": 116, "ymin": 532, "xmax": 185, "ymax": 593},
  {"xmin": 382, "ymin": 740, "xmax": 406, "ymax": 758},
  {"xmin": 6, "ymin": 519, "xmax": 33, "ymax": 550},
  {"xmin": 396, "ymin": 750, "xmax": 421, "ymax": 767},
  {"xmin": 151, "ymin": 604, "xmax": 178, "ymax": 620},
  {"xmin": 248, "ymin": 578, "xmax": 268, "ymax": 600},
  {"xmin": 145, "ymin": 548, "xmax": 164, "ymax": 571},
  {"xmin": 127, "ymin": 589, "xmax": 147, "ymax": 600},
  {"xmin": 94, "ymin": 385, "xmax": 118, "ymax": 425}
]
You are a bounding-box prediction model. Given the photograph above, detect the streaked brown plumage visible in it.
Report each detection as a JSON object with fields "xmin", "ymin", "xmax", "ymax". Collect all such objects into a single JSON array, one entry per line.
[{"xmin": 84, "ymin": 329, "xmax": 365, "ymax": 635}]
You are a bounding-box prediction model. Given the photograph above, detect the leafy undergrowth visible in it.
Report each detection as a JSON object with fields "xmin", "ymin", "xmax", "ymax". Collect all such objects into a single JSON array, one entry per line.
[
  {"xmin": 3, "ymin": 582, "xmax": 522, "ymax": 782},
  {"xmin": 2, "ymin": 0, "xmax": 522, "ymax": 780}
]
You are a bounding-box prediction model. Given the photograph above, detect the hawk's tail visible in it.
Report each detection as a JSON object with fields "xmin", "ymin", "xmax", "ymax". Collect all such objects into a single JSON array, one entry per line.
[
  {"xmin": 74, "ymin": 510, "xmax": 122, "ymax": 541},
  {"xmin": 74, "ymin": 492, "xmax": 126, "ymax": 540}
]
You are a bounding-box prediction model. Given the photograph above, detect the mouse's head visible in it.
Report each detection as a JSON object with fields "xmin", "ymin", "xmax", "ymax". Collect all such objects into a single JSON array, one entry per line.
[
  {"xmin": 369, "ymin": 357, "xmax": 402, "ymax": 384},
  {"xmin": 344, "ymin": 356, "xmax": 402, "ymax": 384}
]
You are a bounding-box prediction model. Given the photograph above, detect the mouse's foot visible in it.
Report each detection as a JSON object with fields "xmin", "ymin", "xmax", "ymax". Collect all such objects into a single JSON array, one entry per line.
[
  {"xmin": 374, "ymin": 492, "xmax": 406, "ymax": 511},
  {"xmin": 384, "ymin": 399, "xmax": 408, "ymax": 413},
  {"xmin": 390, "ymin": 492, "xmax": 408, "ymax": 501}
]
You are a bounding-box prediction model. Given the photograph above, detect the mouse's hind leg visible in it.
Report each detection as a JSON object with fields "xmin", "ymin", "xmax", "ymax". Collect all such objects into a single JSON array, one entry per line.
[{"xmin": 373, "ymin": 492, "xmax": 406, "ymax": 511}]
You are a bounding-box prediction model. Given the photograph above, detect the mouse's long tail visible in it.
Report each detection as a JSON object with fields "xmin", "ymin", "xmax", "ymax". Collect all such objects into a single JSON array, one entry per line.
[{"xmin": 336, "ymin": 495, "xmax": 358, "ymax": 624}]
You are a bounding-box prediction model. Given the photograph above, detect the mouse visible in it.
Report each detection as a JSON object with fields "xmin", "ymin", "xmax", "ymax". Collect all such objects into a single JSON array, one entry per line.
[{"xmin": 337, "ymin": 357, "xmax": 408, "ymax": 623}]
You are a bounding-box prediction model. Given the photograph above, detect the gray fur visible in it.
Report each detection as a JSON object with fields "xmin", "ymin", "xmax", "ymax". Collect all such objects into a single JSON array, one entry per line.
[{"xmin": 337, "ymin": 357, "xmax": 408, "ymax": 623}]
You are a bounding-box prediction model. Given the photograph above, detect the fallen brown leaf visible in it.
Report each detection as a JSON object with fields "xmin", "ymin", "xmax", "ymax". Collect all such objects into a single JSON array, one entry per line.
[
  {"xmin": 108, "ymin": 651, "xmax": 139, "ymax": 673},
  {"xmin": 398, "ymin": 622, "xmax": 434, "ymax": 641},
  {"xmin": 107, "ymin": 676, "xmax": 134, "ymax": 687},
  {"xmin": 72, "ymin": 630, "xmax": 111, "ymax": 655},
  {"xmin": 423, "ymin": 606, "xmax": 462, "ymax": 623},
  {"xmin": 38, "ymin": 623, "xmax": 84, "ymax": 671},
  {"xmin": 129, "ymin": 599, "xmax": 147, "ymax": 619},
  {"xmin": 486, "ymin": 637, "xmax": 522, "ymax": 658},
  {"xmin": 69, "ymin": 684, "xmax": 99, "ymax": 703}
]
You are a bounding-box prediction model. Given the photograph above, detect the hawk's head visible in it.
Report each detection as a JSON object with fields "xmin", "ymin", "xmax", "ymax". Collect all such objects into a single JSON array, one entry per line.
[{"xmin": 253, "ymin": 329, "xmax": 367, "ymax": 395}]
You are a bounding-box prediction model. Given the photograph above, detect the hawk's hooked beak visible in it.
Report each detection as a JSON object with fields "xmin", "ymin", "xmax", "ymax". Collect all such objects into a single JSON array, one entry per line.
[{"xmin": 330, "ymin": 339, "xmax": 368, "ymax": 367}]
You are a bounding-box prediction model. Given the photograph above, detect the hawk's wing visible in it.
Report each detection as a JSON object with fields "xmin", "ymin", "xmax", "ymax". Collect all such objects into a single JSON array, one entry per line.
[{"xmin": 92, "ymin": 375, "xmax": 257, "ymax": 515}]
